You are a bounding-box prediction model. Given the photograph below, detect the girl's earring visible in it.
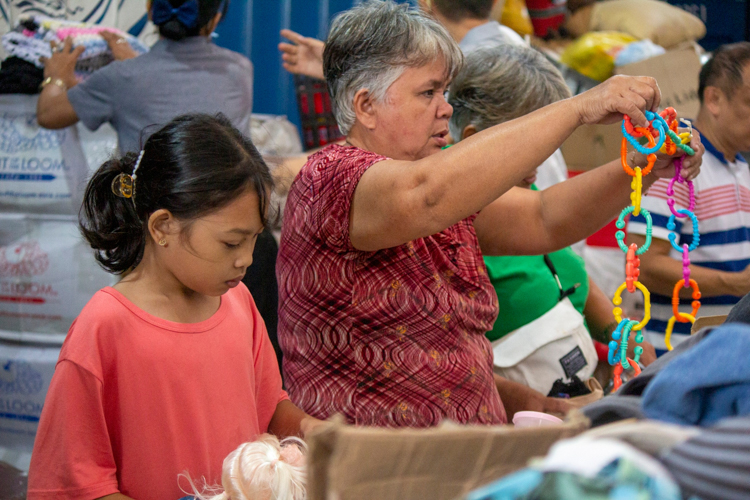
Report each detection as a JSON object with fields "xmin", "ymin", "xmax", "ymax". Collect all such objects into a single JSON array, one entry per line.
[{"xmin": 158, "ymin": 239, "xmax": 167, "ymax": 247}]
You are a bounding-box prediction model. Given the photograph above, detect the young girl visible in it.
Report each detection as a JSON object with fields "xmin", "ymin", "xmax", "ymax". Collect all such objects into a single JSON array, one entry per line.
[{"xmin": 27, "ymin": 114, "xmax": 321, "ymax": 500}]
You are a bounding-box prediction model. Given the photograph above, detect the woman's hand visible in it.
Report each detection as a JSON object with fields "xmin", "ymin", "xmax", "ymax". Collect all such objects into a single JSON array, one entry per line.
[
  {"xmin": 100, "ymin": 31, "xmax": 139, "ymax": 61},
  {"xmin": 573, "ymin": 75, "xmax": 661, "ymax": 127},
  {"xmin": 40, "ymin": 37, "xmax": 83, "ymax": 89},
  {"xmin": 279, "ymin": 29, "xmax": 325, "ymax": 80},
  {"xmin": 644, "ymin": 128, "xmax": 704, "ymax": 181},
  {"xmin": 494, "ymin": 374, "xmax": 572, "ymax": 420}
]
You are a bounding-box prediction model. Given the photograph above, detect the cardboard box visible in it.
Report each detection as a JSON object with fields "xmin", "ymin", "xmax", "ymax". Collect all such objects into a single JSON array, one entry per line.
[
  {"xmin": 615, "ymin": 45, "xmax": 703, "ymax": 120},
  {"xmin": 691, "ymin": 314, "xmax": 726, "ymax": 334},
  {"xmin": 561, "ymin": 123, "xmax": 622, "ymax": 173},
  {"xmin": 306, "ymin": 412, "xmax": 589, "ymax": 500}
]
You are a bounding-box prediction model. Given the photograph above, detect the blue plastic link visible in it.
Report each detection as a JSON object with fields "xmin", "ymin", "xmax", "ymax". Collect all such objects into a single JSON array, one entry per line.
[
  {"xmin": 616, "ymin": 206, "xmax": 652, "ymax": 255},
  {"xmin": 621, "ymin": 111, "xmax": 667, "ymax": 154},
  {"xmin": 667, "ymin": 209, "xmax": 700, "ymax": 252}
]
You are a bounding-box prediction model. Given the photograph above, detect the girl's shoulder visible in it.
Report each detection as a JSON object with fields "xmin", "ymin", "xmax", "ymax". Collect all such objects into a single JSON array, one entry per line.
[{"xmin": 60, "ymin": 287, "xmax": 135, "ymax": 379}]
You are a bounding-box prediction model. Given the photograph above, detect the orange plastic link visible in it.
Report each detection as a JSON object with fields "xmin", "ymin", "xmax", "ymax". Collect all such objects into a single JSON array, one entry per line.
[
  {"xmin": 612, "ymin": 357, "xmax": 641, "ymax": 391},
  {"xmin": 672, "ymin": 279, "xmax": 702, "ymax": 322},
  {"xmin": 621, "ymin": 138, "xmax": 635, "ymax": 176},
  {"xmin": 625, "ymin": 243, "xmax": 640, "ymax": 293},
  {"xmin": 622, "ymin": 126, "xmax": 658, "ymax": 177},
  {"xmin": 660, "ymin": 107, "xmax": 677, "ymax": 123},
  {"xmin": 623, "ymin": 115, "xmax": 645, "ymax": 138}
]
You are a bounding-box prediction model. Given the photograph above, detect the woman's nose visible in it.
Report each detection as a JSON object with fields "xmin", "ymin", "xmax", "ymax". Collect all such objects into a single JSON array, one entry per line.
[{"xmin": 438, "ymin": 98, "xmax": 453, "ymax": 119}]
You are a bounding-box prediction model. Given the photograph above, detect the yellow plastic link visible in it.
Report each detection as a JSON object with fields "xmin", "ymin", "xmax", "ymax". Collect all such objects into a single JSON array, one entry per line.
[
  {"xmin": 630, "ymin": 167, "xmax": 643, "ymax": 216},
  {"xmin": 613, "ymin": 280, "xmax": 651, "ymax": 331},
  {"xmin": 665, "ymin": 312, "xmax": 696, "ymax": 351}
]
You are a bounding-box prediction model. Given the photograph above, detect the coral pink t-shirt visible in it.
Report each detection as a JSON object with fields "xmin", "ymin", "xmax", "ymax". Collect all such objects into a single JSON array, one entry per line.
[{"xmin": 27, "ymin": 284, "xmax": 287, "ymax": 500}]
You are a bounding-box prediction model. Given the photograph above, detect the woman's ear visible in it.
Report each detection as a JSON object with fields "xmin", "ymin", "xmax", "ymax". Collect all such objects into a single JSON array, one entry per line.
[
  {"xmin": 148, "ymin": 209, "xmax": 178, "ymax": 246},
  {"xmin": 352, "ymin": 88, "xmax": 378, "ymax": 130},
  {"xmin": 461, "ymin": 124, "xmax": 478, "ymax": 141},
  {"xmin": 202, "ymin": 11, "xmax": 222, "ymax": 36}
]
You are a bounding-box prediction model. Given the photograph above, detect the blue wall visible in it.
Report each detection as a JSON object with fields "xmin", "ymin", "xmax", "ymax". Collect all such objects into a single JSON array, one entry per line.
[
  {"xmin": 213, "ymin": 0, "xmax": 415, "ymax": 129},
  {"xmin": 213, "ymin": 0, "xmax": 356, "ymax": 129}
]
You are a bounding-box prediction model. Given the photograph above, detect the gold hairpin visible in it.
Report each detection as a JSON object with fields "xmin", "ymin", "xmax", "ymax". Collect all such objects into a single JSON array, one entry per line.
[
  {"xmin": 111, "ymin": 150, "xmax": 145, "ymax": 201},
  {"xmin": 111, "ymin": 173, "xmax": 135, "ymax": 198}
]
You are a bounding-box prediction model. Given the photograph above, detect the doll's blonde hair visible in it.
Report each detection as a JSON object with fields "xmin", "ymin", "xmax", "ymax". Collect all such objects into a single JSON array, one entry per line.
[{"xmin": 184, "ymin": 434, "xmax": 307, "ymax": 500}]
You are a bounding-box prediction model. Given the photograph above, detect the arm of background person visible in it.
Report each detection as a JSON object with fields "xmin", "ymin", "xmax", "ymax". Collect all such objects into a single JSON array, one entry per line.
[
  {"xmin": 494, "ymin": 374, "xmax": 571, "ymax": 419},
  {"xmin": 270, "ymin": 143, "xmax": 343, "ymax": 196},
  {"xmin": 627, "ymin": 234, "xmax": 750, "ymax": 298},
  {"xmin": 583, "ymin": 276, "xmax": 657, "ymax": 366},
  {"xmin": 268, "ymin": 399, "xmax": 326, "ymax": 439},
  {"xmin": 349, "ymin": 76, "xmax": 687, "ymax": 252},
  {"xmin": 278, "ymin": 29, "xmax": 325, "ymax": 80},
  {"xmin": 37, "ymin": 37, "xmax": 81, "ymax": 129},
  {"xmin": 271, "ymin": 154, "xmax": 308, "ymax": 197}
]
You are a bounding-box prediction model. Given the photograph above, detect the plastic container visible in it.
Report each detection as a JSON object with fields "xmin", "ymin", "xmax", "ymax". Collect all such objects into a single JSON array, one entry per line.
[{"xmin": 512, "ymin": 411, "xmax": 564, "ymax": 428}]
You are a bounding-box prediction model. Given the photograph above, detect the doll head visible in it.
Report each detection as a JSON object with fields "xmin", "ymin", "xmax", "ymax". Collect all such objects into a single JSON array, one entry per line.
[{"xmin": 187, "ymin": 434, "xmax": 307, "ymax": 500}]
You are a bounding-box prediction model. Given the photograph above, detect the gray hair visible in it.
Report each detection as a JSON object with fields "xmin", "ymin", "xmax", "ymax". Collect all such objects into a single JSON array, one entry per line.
[
  {"xmin": 323, "ymin": 0, "xmax": 463, "ymax": 135},
  {"xmin": 448, "ymin": 44, "xmax": 572, "ymax": 140}
]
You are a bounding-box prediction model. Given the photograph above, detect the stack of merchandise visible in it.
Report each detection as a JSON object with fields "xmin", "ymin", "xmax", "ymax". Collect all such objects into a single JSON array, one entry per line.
[
  {"xmin": 2, "ymin": 15, "xmax": 148, "ymax": 81},
  {"xmin": 0, "ymin": 86, "xmax": 115, "ymax": 472}
]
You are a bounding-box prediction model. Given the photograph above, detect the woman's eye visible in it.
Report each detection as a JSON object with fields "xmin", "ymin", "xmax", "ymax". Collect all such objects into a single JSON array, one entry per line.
[
  {"xmin": 224, "ymin": 242, "xmax": 240, "ymax": 249},
  {"xmin": 423, "ymin": 90, "xmax": 434, "ymax": 97}
]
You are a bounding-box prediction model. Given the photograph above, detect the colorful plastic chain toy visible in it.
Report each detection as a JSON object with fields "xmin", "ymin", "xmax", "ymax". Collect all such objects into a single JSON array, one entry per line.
[{"xmin": 609, "ymin": 108, "xmax": 697, "ymax": 390}]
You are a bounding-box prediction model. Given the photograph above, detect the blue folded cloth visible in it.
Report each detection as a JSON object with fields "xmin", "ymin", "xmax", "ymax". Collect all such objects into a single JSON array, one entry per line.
[{"xmin": 642, "ymin": 323, "xmax": 750, "ymax": 426}]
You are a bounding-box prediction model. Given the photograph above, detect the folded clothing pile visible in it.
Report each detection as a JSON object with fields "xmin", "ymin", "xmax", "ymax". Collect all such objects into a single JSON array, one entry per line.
[
  {"xmin": 1, "ymin": 16, "xmax": 148, "ymax": 80},
  {"xmin": 0, "ymin": 57, "xmax": 44, "ymax": 94}
]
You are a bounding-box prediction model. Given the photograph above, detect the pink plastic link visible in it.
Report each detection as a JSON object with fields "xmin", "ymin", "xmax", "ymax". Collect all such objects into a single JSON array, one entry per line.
[
  {"xmin": 667, "ymin": 157, "xmax": 696, "ymax": 217},
  {"xmin": 682, "ymin": 244, "xmax": 691, "ymax": 286}
]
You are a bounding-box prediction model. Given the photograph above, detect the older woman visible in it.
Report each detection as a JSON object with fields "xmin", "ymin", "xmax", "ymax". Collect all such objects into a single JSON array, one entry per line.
[
  {"xmin": 448, "ymin": 44, "xmax": 656, "ymax": 395},
  {"xmin": 277, "ymin": 0, "xmax": 703, "ymax": 427}
]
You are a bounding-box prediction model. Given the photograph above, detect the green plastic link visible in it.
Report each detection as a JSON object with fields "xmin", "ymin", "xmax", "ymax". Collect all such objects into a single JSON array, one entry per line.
[
  {"xmin": 665, "ymin": 128, "xmax": 695, "ymax": 156},
  {"xmin": 616, "ymin": 206, "xmax": 652, "ymax": 255}
]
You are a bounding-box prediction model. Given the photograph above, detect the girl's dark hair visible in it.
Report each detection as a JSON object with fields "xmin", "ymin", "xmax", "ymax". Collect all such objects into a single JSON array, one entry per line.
[
  {"xmin": 154, "ymin": 0, "xmax": 229, "ymax": 41},
  {"xmin": 80, "ymin": 113, "xmax": 273, "ymax": 275}
]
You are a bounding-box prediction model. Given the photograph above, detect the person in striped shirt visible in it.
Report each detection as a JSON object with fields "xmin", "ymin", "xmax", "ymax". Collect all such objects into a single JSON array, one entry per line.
[{"xmin": 628, "ymin": 42, "xmax": 750, "ymax": 354}]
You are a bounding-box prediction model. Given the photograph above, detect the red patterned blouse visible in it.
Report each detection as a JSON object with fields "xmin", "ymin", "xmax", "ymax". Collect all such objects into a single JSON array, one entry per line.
[{"xmin": 277, "ymin": 144, "xmax": 506, "ymax": 427}]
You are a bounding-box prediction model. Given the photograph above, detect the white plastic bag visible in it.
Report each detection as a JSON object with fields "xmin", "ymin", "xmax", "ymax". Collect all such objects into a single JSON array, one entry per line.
[
  {"xmin": 0, "ymin": 95, "xmax": 89, "ymax": 215},
  {"xmin": 0, "ymin": 213, "xmax": 114, "ymax": 336}
]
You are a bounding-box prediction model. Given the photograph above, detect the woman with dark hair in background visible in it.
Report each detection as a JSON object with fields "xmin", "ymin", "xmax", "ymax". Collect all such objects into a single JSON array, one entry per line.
[{"xmin": 35, "ymin": 0, "xmax": 251, "ymax": 154}]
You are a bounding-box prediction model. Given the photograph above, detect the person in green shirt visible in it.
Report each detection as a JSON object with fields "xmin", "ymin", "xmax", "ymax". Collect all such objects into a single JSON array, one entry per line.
[{"xmin": 448, "ymin": 44, "xmax": 656, "ymax": 387}]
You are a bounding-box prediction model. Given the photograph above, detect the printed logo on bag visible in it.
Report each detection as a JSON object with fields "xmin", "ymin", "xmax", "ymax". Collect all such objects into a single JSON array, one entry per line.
[
  {"xmin": 559, "ymin": 346, "xmax": 587, "ymax": 379},
  {"xmin": 0, "ymin": 115, "xmax": 66, "ymax": 154},
  {"xmin": 0, "ymin": 242, "xmax": 50, "ymax": 277},
  {"xmin": 0, "ymin": 361, "xmax": 43, "ymax": 396},
  {"xmin": 0, "ymin": 361, "xmax": 45, "ymax": 424}
]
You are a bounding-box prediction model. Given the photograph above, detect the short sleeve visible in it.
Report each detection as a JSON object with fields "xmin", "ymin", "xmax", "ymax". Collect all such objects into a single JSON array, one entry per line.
[
  {"xmin": 628, "ymin": 178, "xmax": 686, "ymax": 242},
  {"xmin": 246, "ymin": 291, "xmax": 288, "ymax": 432},
  {"xmin": 67, "ymin": 64, "xmax": 119, "ymax": 132},
  {"xmin": 27, "ymin": 361, "xmax": 119, "ymax": 500},
  {"xmin": 309, "ymin": 147, "xmax": 386, "ymax": 253}
]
